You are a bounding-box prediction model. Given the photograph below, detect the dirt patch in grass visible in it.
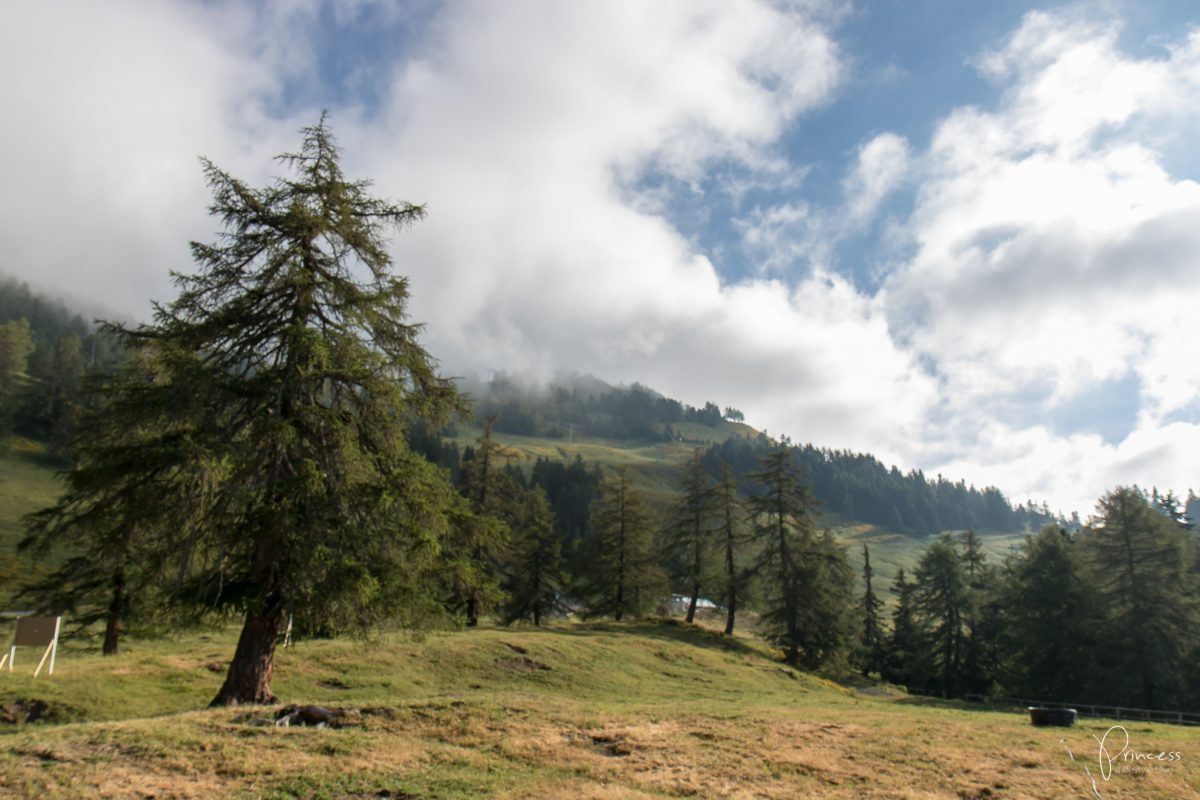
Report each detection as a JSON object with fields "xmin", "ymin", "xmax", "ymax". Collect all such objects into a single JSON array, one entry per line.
[
  {"xmin": 0, "ymin": 698, "xmax": 51, "ymax": 724},
  {"xmin": 495, "ymin": 656, "xmax": 553, "ymax": 672}
]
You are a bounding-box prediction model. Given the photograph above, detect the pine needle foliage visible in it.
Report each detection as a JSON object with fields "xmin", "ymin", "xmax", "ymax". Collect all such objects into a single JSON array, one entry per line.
[
  {"xmin": 578, "ymin": 467, "xmax": 666, "ymax": 621},
  {"xmin": 748, "ymin": 448, "xmax": 854, "ymax": 668},
  {"xmin": 502, "ymin": 487, "xmax": 569, "ymax": 626},
  {"xmin": 24, "ymin": 116, "xmax": 465, "ymax": 706},
  {"xmin": 662, "ymin": 448, "xmax": 715, "ymax": 623}
]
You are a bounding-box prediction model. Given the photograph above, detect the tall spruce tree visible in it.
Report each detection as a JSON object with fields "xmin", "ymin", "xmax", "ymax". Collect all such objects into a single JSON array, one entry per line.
[
  {"xmin": 21, "ymin": 345, "xmax": 208, "ymax": 655},
  {"xmin": 713, "ymin": 462, "xmax": 749, "ymax": 636},
  {"xmin": 578, "ymin": 467, "xmax": 665, "ymax": 620},
  {"xmin": 453, "ymin": 417, "xmax": 514, "ymax": 626},
  {"xmin": 886, "ymin": 567, "xmax": 917, "ymax": 685},
  {"xmin": 748, "ymin": 448, "xmax": 852, "ymax": 667},
  {"xmin": 859, "ymin": 543, "xmax": 886, "ymax": 677},
  {"xmin": 24, "ymin": 117, "xmax": 464, "ymax": 705},
  {"xmin": 998, "ymin": 525, "xmax": 1095, "ymax": 701},
  {"xmin": 911, "ymin": 535, "xmax": 970, "ymax": 694},
  {"xmin": 1082, "ymin": 487, "xmax": 1198, "ymax": 708},
  {"xmin": 662, "ymin": 448, "xmax": 714, "ymax": 623},
  {"xmin": 502, "ymin": 487, "xmax": 567, "ymax": 626},
  {"xmin": 956, "ymin": 530, "xmax": 993, "ymax": 693}
]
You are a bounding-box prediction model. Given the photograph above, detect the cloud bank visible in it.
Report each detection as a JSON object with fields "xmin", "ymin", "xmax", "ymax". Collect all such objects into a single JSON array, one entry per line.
[{"xmin": 1, "ymin": 2, "xmax": 1196, "ymax": 515}]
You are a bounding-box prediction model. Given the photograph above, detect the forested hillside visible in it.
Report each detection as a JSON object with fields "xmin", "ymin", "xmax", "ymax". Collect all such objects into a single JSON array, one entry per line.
[
  {"xmin": 444, "ymin": 374, "xmax": 1065, "ymax": 537},
  {"xmin": 0, "ymin": 276, "xmax": 123, "ymax": 453}
]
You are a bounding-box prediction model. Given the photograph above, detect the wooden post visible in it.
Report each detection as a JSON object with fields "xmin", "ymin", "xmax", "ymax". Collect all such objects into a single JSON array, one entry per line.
[
  {"xmin": 47, "ymin": 617, "xmax": 60, "ymax": 675},
  {"xmin": 33, "ymin": 641, "xmax": 53, "ymax": 678}
]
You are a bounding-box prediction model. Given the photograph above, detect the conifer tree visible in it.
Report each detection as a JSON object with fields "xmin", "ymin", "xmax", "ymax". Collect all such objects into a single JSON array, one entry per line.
[
  {"xmin": 748, "ymin": 448, "xmax": 852, "ymax": 667},
  {"xmin": 998, "ymin": 524, "xmax": 1095, "ymax": 700},
  {"xmin": 713, "ymin": 463, "xmax": 750, "ymax": 636},
  {"xmin": 1082, "ymin": 487, "xmax": 1198, "ymax": 708},
  {"xmin": 502, "ymin": 487, "xmax": 567, "ymax": 626},
  {"xmin": 911, "ymin": 535, "xmax": 970, "ymax": 694},
  {"xmin": 956, "ymin": 530, "xmax": 993, "ymax": 693},
  {"xmin": 453, "ymin": 416, "xmax": 514, "ymax": 626},
  {"xmin": 859, "ymin": 543, "xmax": 886, "ymax": 677},
  {"xmin": 886, "ymin": 567, "xmax": 917, "ymax": 685},
  {"xmin": 578, "ymin": 467, "xmax": 665, "ymax": 620},
  {"xmin": 662, "ymin": 448, "xmax": 714, "ymax": 623},
  {"xmin": 21, "ymin": 346, "xmax": 202, "ymax": 655},
  {"xmin": 24, "ymin": 117, "xmax": 464, "ymax": 705}
]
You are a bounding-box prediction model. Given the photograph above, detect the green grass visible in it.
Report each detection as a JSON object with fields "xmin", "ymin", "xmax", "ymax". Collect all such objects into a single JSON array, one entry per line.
[
  {"xmin": 0, "ymin": 438, "xmax": 62, "ymax": 607},
  {"xmin": 837, "ymin": 522, "xmax": 1029, "ymax": 605},
  {"xmin": 1, "ymin": 620, "xmax": 1197, "ymax": 798}
]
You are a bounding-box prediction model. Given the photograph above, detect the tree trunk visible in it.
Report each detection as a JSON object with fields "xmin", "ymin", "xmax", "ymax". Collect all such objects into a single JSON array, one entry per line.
[
  {"xmin": 724, "ymin": 502, "xmax": 736, "ymax": 636},
  {"xmin": 210, "ymin": 606, "xmax": 282, "ymax": 706},
  {"xmin": 102, "ymin": 565, "xmax": 125, "ymax": 656},
  {"xmin": 686, "ymin": 583, "xmax": 699, "ymax": 624},
  {"xmin": 466, "ymin": 595, "xmax": 479, "ymax": 627}
]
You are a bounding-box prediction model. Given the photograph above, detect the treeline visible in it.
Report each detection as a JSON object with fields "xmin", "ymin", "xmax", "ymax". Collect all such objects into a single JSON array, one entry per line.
[
  {"xmin": 871, "ymin": 487, "xmax": 1200, "ymax": 711},
  {"xmin": 467, "ymin": 374, "xmax": 737, "ymax": 442},
  {"xmin": 700, "ymin": 435, "xmax": 1058, "ymax": 537},
  {"xmin": 416, "ymin": 428, "xmax": 856, "ymax": 669},
  {"xmin": 0, "ymin": 277, "xmax": 123, "ymax": 452}
]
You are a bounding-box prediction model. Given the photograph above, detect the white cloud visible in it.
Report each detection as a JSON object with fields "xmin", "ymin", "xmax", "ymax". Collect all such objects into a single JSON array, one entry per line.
[
  {"xmin": 844, "ymin": 131, "xmax": 909, "ymax": 222},
  {"xmin": 349, "ymin": 0, "xmax": 934, "ymax": 456},
  {"xmin": 884, "ymin": 9, "xmax": 1200, "ymax": 511},
  {"xmin": 3, "ymin": 1, "xmax": 1196, "ymax": 517},
  {"xmin": 0, "ymin": 0, "xmax": 316, "ymax": 311}
]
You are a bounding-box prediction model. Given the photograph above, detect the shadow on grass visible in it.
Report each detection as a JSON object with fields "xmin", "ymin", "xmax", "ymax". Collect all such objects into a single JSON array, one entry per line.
[
  {"xmin": 7, "ymin": 444, "xmax": 65, "ymax": 471},
  {"xmin": 892, "ymin": 693, "xmax": 1025, "ymax": 718},
  {"xmin": 508, "ymin": 617, "xmax": 769, "ymax": 661}
]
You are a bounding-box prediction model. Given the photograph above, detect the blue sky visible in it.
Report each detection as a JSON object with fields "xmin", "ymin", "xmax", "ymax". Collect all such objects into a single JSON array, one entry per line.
[{"xmin": 2, "ymin": 0, "xmax": 1199, "ymax": 515}]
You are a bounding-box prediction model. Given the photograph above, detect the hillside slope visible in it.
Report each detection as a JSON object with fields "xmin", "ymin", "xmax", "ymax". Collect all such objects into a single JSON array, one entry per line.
[
  {"xmin": 0, "ymin": 621, "xmax": 1195, "ymax": 799},
  {"xmin": 0, "ymin": 438, "xmax": 60, "ymax": 606},
  {"xmin": 0, "ymin": 432, "xmax": 1027, "ymax": 615},
  {"xmin": 450, "ymin": 422, "xmax": 1030, "ymax": 594}
]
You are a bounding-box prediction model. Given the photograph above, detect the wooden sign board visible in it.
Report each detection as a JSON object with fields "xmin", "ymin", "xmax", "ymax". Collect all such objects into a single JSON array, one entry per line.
[
  {"xmin": 2, "ymin": 615, "xmax": 61, "ymax": 677},
  {"xmin": 14, "ymin": 616, "xmax": 59, "ymax": 647}
]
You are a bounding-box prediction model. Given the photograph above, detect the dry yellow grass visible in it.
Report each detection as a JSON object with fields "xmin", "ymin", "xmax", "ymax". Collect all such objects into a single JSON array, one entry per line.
[{"xmin": 1, "ymin": 621, "xmax": 1198, "ymax": 798}]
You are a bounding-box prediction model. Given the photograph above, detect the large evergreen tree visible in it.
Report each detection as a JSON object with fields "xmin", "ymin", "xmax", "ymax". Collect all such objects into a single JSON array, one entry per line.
[
  {"xmin": 24, "ymin": 117, "xmax": 464, "ymax": 705},
  {"xmin": 578, "ymin": 467, "xmax": 665, "ymax": 620},
  {"xmin": 1081, "ymin": 487, "xmax": 1198, "ymax": 708},
  {"xmin": 662, "ymin": 448, "xmax": 714, "ymax": 623},
  {"xmin": 713, "ymin": 462, "xmax": 749, "ymax": 636},
  {"xmin": 911, "ymin": 536, "xmax": 970, "ymax": 694},
  {"xmin": 859, "ymin": 543, "xmax": 886, "ymax": 677},
  {"xmin": 748, "ymin": 448, "xmax": 852, "ymax": 667},
  {"xmin": 502, "ymin": 487, "xmax": 567, "ymax": 626},
  {"xmin": 452, "ymin": 417, "xmax": 514, "ymax": 626},
  {"xmin": 22, "ymin": 346, "xmax": 202, "ymax": 655},
  {"xmin": 998, "ymin": 525, "xmax": 1095, "ymax": 701},
  {"xmin": 956, "ymin": 530, "xmax": 995, "ymax": 693},
  {"xmin": 885, "ymin": 567, "xmax": 917, "ymax": 686}
]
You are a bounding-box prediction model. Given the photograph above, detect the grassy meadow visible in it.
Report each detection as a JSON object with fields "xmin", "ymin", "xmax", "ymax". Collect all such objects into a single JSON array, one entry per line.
[
  {"xmin": 0, "ymin": 438, "xmax": 61, "ymax": 607},
  {"xmin": 1, "ymin": 619, "xmax": 1197, "ymax": 799},
  {"xmin": 2, "ymin": 437, "xmax": 1126, "ymax": 799}
]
